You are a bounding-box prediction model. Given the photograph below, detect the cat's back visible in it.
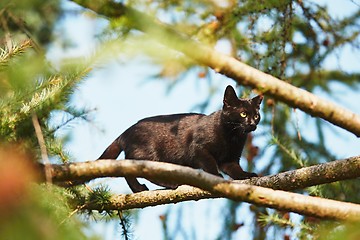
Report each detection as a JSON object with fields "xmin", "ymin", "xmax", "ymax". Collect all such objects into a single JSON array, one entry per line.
[
  {"xmin": 121, "ymin": 113, "xmax": 206, "ymax": 139},
  {"xmin": 120, "ymin": 113, "xmax": 207, "ymax": 161},
  {"xmin": 139, "ymin": 113, "xmax": 205, "ymax": 125}
]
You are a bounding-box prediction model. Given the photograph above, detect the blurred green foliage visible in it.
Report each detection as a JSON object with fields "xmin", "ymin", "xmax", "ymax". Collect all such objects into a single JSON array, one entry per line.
[
  {"xmin": 0, "ymin": 40, "xmax": 91, "ymax": 161},
  {"xmin": 0, "ymin": 185, "xmax": 91, "ymax": 240},
  {"xmin": 0, "ymin": 0, "xmax": 61, "ymax": 47}
]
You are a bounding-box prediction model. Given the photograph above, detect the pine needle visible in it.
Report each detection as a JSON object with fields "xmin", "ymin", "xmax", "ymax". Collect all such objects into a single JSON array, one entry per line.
[{"xmin": 0, "ymin": 39, "xmax": 32, "ymax": 69}]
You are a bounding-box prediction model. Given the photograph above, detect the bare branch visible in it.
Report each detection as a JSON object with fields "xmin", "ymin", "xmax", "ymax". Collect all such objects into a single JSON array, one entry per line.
[
  {"xmin": 72, "ymin": 0, "xmax": 360, "ymax": 137},
  {"xmin": 39, "ymin": 156, "xmax": 360, "ymax": 221},
  {"xmin": 32, "ymin": 114, "xmax": 52, "ymax": 183},
  {"xmin": 46, "ymin": 156, "xmax": 360, "ymax": 190}
]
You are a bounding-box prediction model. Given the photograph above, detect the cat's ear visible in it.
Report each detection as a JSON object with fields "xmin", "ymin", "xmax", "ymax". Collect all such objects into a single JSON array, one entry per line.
[
  {"xmin": 223, "ymin": 85, "xmax": 239, "ymax": 107},
  {"xmin": 252, "ymin": 95, "xmax": 263, "ymax": 107}
]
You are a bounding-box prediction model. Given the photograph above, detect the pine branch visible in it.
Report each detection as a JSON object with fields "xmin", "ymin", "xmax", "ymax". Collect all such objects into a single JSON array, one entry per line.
[
  {"xmin": 118, "ymin": 210, "xmax": 131, "ymax": 240},
  {"xmin": 0, "ymin": 39, "xmax": 32, "ymax": 69},
  {"xmin": 72, "ymin": 0, "xmax": 360, "ymax": 137},
  {"xmin": 39, "ymin": 156, "xmax": 360, "ymax": 221}
]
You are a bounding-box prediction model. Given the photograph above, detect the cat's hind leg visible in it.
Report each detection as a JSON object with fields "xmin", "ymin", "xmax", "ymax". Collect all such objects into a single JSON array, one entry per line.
[
  {"xmin": 219, "ymin": 162, "xmax": 257, "ymax": 180},
  {"xmin": 148, "ymin": 179, "xmax": 180, "ymax": 190},
  {"xmin": 125, "ymin": 177, "xmax": 149, "ymax": 193}
]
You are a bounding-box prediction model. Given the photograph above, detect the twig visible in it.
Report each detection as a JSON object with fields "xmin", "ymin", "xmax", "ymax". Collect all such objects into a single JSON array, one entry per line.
[
  {"xmin": 118, "ymin": 210, "xmax": 130, "ymax": 240},
  {"xmin": 59, "ymin": 205, "xmax": 85, "ymax": 226},
  {"xmin": 293, "ymin": 108, "xmax": 302, "ymax": 141},
  {"xmin": 84, "ymin": 183, "xmax": 94, "ymax": 193},
  {"xmin": 32, "ymin": 114, "xmax": 52, "ymax": 183}
]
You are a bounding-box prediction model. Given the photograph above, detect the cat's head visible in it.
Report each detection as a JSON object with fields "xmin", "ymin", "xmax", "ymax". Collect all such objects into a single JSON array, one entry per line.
[{"xmin": 222, "ymin": 85, "xmax": 263, "ymax": 134}]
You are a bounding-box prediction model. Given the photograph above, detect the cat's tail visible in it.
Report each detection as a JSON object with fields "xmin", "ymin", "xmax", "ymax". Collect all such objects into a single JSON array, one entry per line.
[
  {"xmin": 98, "ymin": 136, "xmax": 124, "ymax": 160},
  {"xmin": 56, "ymin": 136, "xmax": 124, "ymax": 187}
]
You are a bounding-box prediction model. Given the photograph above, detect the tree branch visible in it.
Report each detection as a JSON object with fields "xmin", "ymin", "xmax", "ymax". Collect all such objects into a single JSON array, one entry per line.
[
  {"xmin": 72, "ymin": 0, "xmax": 360, "ymax": 137},
  {"xmin": 40, "ymin": 156, "xmax": 360, "ymax": 221}
]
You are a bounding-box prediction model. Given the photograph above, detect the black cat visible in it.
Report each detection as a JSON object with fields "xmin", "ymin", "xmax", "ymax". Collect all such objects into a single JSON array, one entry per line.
[{"xmin": 99, "ymin": 85, "xmax": 263, "ymax": 192}]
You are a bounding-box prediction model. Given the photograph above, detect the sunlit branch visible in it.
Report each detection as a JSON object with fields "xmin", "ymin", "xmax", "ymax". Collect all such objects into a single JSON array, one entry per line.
[
  {"xmin": 72, "ymin": 0, "xmax": 360, "ymax": 137},
  {"xmin": 39, "ymin": 156, "xmax": 360, "ymax": 221}
]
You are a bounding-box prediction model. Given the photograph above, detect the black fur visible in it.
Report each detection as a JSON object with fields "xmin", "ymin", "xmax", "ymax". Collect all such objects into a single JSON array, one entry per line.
[{"xmin": 99, "ymin": 85, "xmax": 263, "ymax": 192}]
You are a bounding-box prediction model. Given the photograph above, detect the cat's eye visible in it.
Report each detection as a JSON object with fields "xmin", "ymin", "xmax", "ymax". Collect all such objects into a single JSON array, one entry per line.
[
  {"xmin": 240, "ymin": 112, "xmax": 247, "ymax": 118},
  {"xmin": 254, "ymin": 114, "xmax": 259, "ymax": 120}
]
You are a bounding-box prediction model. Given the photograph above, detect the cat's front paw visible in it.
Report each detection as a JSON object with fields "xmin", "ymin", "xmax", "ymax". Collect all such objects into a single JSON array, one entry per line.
[
  {"xmin": 248, "ymin": 172, "xmax": 258, "ymax": 178},
  {"xmin": 238, "ymin": 171, "xmax": 258, "ymax": 180}
]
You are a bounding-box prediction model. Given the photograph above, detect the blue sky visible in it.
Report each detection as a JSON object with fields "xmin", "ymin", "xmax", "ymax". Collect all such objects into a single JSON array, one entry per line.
[{"xmin": 49, "ymin": 0, "xmax": 360, "ymax": 239}]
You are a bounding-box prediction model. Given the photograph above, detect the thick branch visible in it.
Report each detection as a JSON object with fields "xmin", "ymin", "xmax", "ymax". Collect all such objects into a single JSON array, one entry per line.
[
  {"xmin": 77, "ymin": 156, "xmax": 360, "ymax": 212},
  {"xmin": 41, "ymin": 156, "xmax": 360, "ymax": 220},
  {"xmin": 72, "ymin": 0, "xmax": 360, "ymax": 137}
]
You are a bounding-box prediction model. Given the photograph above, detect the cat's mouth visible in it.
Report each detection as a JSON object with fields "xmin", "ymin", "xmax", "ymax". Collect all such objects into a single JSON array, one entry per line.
[
  {"xmin": 244, "ymin": 125, "xmax": 257, "ymax": 133},
  {"xmin": 226, "ymin": 122, "xmax": 257, "ymax": 134}
]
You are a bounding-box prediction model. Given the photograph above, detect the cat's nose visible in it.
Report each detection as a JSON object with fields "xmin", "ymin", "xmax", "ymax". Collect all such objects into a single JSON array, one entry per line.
[{"xmin": 248, "ymin": 124, "xmax": 257, "ymax": 132}]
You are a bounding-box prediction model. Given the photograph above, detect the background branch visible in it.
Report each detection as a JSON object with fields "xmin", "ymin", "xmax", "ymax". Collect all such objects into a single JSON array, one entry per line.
[
  {"xmin": 72, "ymin": 0, "xmax": 360, "ymax": 137},
  {"xmin": 40, "ymin": 156, "xmax": 360, "ymax": 220}
]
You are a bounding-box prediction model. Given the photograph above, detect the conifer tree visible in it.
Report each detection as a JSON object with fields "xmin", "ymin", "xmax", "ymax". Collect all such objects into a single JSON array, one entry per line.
[{"xmin": 1, "ymin": 0, "xmax": 360, "ymax": 239}]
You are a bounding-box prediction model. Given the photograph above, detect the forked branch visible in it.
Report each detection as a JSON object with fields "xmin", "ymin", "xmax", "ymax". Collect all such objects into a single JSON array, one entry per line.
[{"xmin": 39, "ymin": 156, "xmax": 360, "ymax": 221}]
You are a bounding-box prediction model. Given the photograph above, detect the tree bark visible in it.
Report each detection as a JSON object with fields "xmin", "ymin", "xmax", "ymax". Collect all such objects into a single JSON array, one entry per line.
[
  {"xmin": 39, "ymin": 156, "xmax": 360, "ymax": 221},
  {"xmin": 240, "ymin": 155, "xmax": 360, "ymax": 190},
  {"xmin": 72, "ymin": 0, "xmax": 360, "ymax": 137}
]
